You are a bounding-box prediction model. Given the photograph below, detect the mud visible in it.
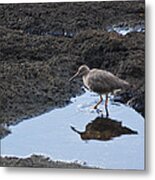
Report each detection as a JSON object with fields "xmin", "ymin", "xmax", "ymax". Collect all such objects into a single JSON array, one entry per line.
[{"xmin": 0, "ymin": 1, "xmax": 145, "ymax": 167}]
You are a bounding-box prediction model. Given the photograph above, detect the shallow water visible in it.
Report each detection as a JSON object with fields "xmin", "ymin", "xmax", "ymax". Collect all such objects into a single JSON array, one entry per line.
[
  {"xmin": 1, "ymin": 89, "xmax": 144, "ymax": 170},
  {"xmin": 107, "ymin": 24, "xmax": 145, "ymax": 36},
  {"xmin": 25, "ymin": 23, "xmax": 145, "ymax": 37}
]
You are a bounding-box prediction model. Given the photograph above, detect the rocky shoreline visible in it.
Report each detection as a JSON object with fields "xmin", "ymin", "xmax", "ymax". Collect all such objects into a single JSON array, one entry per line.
[
  {"xmin": 0, "ymin": 155, "xmax": 95, "ymax": 169},
  {"xmin": 0, "ymin": 1, "xmax": 145, "ymax": 168}
]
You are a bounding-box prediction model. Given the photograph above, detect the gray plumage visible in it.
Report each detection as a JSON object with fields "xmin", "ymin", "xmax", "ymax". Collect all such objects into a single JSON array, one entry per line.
[{"xmin": 83, "ymin": 68, "xmax": 129, "ymax": 94}]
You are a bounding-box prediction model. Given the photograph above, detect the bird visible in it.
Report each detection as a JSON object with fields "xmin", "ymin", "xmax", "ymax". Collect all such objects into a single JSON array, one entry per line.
[{"xmin": 69, "ymin": 65, "xmax": 130, "ymax": 117}]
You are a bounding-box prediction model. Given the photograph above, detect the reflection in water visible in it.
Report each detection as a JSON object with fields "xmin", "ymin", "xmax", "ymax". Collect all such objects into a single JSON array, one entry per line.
[
  {"xmin": 1, "ymin": 90, "xmax": 144, "ymax": 169},
  {"xmin": 71, "ymin": 116, "xmax": 138, "ymax": 141}
]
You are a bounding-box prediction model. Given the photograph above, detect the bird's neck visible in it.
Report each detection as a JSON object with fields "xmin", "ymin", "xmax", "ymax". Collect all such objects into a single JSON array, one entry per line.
[
  {"xmin": 82, "ymin": 71, "xmax": 89, "ymax": 81},
  {"xmin": 82, "ymin": 69, "xmax": 89, "ymax": 77},
  {"xmin": 82, "ymin": 72, "xmax": 89, "ymax": 90}
]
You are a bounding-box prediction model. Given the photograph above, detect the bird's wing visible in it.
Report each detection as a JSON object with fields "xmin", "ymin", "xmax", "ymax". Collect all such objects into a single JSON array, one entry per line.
[{"xmin": 87, "ymin": 70, "xmax": 127, "ymax": 94}]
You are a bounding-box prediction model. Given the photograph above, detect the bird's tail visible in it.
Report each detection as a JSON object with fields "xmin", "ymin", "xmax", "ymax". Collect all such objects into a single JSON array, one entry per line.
[
  {"xmin": 119, "ymin": 79, "xmax": 130, "ymax": 89},
  {"xmin": 123, "ymin": 80, "xmax": 137, "ymax": 90},
  {"xmin": 124, "ymin": 80, "xmax": 130, "ymax": 88}
]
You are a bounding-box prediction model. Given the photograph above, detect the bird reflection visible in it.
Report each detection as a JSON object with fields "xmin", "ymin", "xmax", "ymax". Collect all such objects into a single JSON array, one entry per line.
[{"xmin": 71, "ymin": 117, "xmax": 138, "ymax": 141}]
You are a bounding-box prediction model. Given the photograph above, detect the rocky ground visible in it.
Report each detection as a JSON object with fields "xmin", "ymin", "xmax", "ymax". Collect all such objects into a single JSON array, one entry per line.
[
  {"xmin": 0, "ymin": 1, "xmax": 145, "ymax": 168},
  {"xmin": 0, "ymin": 154, "xmax": 93, "ymax": 169}
]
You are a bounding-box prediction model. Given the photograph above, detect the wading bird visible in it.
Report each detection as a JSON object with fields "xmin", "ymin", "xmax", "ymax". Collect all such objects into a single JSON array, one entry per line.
[{"xmin": 69, "ymin": 65, "xmax": 129, "ymax": 117}]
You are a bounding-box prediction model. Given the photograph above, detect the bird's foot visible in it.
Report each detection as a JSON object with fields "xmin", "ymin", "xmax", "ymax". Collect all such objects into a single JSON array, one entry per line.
[
  {"xmin": 93, "ymin": 105, "xmax": 98, "ymax": 109},
  {"xmin": 90, "ymin": 106, "xmax": 103, "ymax": 115}
]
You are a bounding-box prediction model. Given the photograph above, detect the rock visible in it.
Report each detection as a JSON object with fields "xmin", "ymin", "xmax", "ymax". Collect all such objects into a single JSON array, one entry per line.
[{"xmin": 0, "ymin": 154, "xmax": 94, "ymax": 168}]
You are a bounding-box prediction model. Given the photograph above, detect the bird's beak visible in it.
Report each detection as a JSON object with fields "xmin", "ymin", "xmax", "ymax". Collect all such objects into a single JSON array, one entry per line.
[{"xmin": 69, "ymin": 72, "xmax": 79, "ymax": 82}]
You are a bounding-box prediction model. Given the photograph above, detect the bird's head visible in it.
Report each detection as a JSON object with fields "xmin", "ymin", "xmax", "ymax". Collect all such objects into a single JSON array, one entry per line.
[{"xmin": 69, "ymin": 65, "xmax": 90, "ymax": 81}]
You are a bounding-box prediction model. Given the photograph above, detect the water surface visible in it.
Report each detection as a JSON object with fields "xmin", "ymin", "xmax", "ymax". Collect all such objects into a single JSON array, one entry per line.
[
  {"xmin": 1, "ymin": 89, "xmax": 144, "ymax": 170},
  {"xmin": 107, "ymin": 23, "xmax": 145, "ymax": 35}
]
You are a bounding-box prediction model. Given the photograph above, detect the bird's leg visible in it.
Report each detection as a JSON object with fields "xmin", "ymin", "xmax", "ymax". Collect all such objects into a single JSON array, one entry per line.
[
  {"xmin": 93, "ymin": 95, "xmax": 103, "ymax": 109},
  {"xmin": 105, "ymin": 94, "xmax": 109, "ymax": 117}
]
